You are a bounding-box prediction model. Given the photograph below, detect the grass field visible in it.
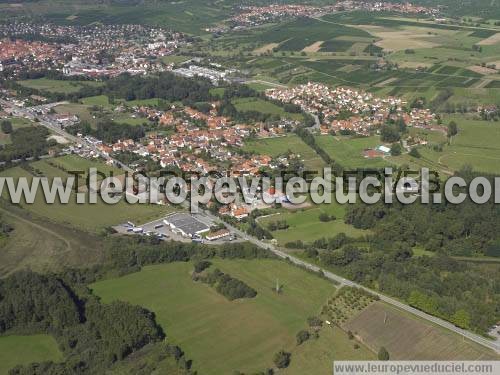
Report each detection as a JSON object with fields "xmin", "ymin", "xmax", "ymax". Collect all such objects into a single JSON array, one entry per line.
[
  {"xmin": 415, "ymin": 116, "xmax": 500, "ymax": 174},
  {"xmin": 243, "ymin": 134, "xmax": 325, "ymax": 171},
  {"xmin": 0, "ymin": 334, "xmax": 63, "ymax": 375},
  {"xmin": 0, "ymin": 201, "xmax": 103, "ymax": 277},
  {"xmin": 18, "ymin": 78, "xmax": 102, "ymax": 94},
  {"xmin": 91, "ymin": 259, "xmax": 368, "ymax": 374},
  {"xmin": 258, "ymin": 203, "xmax": 368, "ymax": 245},
  {"xmin": 345, "ymin": 302, "xmax": 499, "ymax": 360},
  {"xmin": 80, "ymin": 95, "xmax": 111, "ymax": 107},
  {"xmin": 284, "ymin": 326, "xmax": 375, "ymax": 375},
  {"xmin": 0, "ymin": 118, "xmax": 33, "ymax": 145},
  {"xmin": 232, "ymin": 97, "xmax": 303, "ymax": 121},
  {"xmin": 315, "ymin": 135, "xmax": 392, "ymax": 169},
  {"xmin": 55, "ymin": 103, "xmax": 96, "ymax": 126},
  {"xmin": 0, "ymin": 161, "xmax": 174, "ymax": 233}
]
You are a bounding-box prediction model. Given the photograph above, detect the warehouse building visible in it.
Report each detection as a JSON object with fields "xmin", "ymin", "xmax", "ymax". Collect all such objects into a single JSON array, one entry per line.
[{"xmin": 163, "ymin": 213, "xmax": 210, "ymax": 238}]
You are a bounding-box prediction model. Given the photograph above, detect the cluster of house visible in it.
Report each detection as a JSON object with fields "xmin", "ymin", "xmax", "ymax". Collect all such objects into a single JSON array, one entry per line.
[
  {"xmin": 229, "ymin": 1, "xmax": 438, "ymax": 28},
  {"xmin": 336, "ymin": 1, "xmax": 439, "ymax": 15},
  {"xmin": 96, "ymin": 104, "xmax": 292, "ymax": 176},
  {"xmin": 0, "ymin": 39, "xmax": 59, "ymax": 73},
  {"xmin": 230, "ymin": 4, "xmax": 337, "ymax": 27},
  {"xmin": 0, "ymin": 21, "xmax": 187, "ymax": 77},
  {"xmin": 265, "ymin": 82, "xmax": 437, "ymax": 135}
]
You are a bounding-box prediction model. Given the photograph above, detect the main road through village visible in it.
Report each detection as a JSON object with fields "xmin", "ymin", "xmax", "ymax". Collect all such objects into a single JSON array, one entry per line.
[{"xmin": 4, "ymin": 99, "xmax": 500, "ymax": 354}]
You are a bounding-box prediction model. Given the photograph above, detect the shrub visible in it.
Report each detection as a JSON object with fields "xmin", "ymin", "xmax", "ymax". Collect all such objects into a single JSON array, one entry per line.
[
  {"xmin": 296, "ymin": 330, "xmax": 310, "ymax": 345},
  {"xmin": 378, "ymin": 347, "xmax": 390, "ymax": 360},
  {"xmin": 307, "ymin": 316, "xmax": 323, "ymax": 328},
  {"xmin": 273, "ymin": 350, "xmax": 291, "ymax": 368},
  {"xmin": 409, "ymin": 147, "xmax": 421, "ymax": 158},
  {"xmin": 193, "ymin": 260, "xmax": 212, "ymax": 273}
]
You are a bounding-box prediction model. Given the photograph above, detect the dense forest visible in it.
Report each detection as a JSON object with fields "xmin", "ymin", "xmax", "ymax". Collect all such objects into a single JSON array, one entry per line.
[
  {"xmin": 0, "ymin": 271, "xmax": 164, "ymax": 374},
  {"xmin": 102, "ymin": 72, "xmax": 213, "ymax": 105},
  {"xmin": 66, "ymin": 119, "xmax": 145, "ymax": 143},
  {"xmin": 0, "ymin": 126, "xmax": 54, "ymax": 162}
]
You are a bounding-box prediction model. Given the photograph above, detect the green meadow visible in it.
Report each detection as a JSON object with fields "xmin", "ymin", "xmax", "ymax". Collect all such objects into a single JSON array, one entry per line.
[
  {"xmin": 315, "ymin": 135, "xmax": 392, "ymax": 169},
  {"xmin": 258, "ymin": 202, "xmax": 368, "ymax": 245},
  {"xmin": 91, "ymin": 259, "xmax": 371, "ymax": 374},
  {"xmin": 416, "ymin": 116, "xmax": 500, "ymax": 174},
  {"xmin": 18, "ymin": 78, "xmax": 102, "ymax": 94},
  {"xmin": 243, "ymin": 134, "xmax": 325, "ymax": 171},
  {"xmin": 0, "ymin": 118, "xmax": 32, "ymax": 145},
  {"xmin": 0, "ymin": 158, "xmax": 173, "ymax": 233},
  {"xmin": 0, "ymin": 334, "xmax": 63, "ymax": 375},
  {"xmin": 232, "ymin": 97, "xmax": 304, "ymax": 121}
]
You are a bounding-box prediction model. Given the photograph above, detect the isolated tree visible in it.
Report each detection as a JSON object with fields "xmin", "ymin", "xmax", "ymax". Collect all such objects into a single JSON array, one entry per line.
[
  {"xmin": 447, "ymin": 121, "xmax": 458, "ymax": 138},
  {"xmin": 378, "ymin": 347, "xmax": 390, "ymax": 361},
  {"xmin": 390, "ymin": 143, "xmax": 402, "ymax": 156},
  {"xmin": 273, "ymin": 350, "xmax": 291, "ymax": 368},
  {"xmin": 1, "ymin": 120, "xmax": 12, "ymax": 134}
]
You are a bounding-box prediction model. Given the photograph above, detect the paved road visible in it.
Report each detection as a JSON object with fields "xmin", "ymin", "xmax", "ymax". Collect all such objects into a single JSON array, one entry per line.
[
  {"xmin": 5, "ymin": 99, "xmax": 500, "ymax": 354},
  {"xmin": 244, "ymin": 79, "xmax": 288, "ymax": 89}
]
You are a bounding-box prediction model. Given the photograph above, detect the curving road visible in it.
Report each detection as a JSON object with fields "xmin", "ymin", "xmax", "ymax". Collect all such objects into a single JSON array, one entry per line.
[{"xmin": 6, "ymin": 99, "xmax": 500, "ymax": 354}]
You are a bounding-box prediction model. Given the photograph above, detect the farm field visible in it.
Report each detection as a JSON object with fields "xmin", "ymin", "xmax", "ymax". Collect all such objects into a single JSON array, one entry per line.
[
  {"xmin": 244, "ymin": 134, "xmax": 325, "ymax": 171},
  {"xmin": 345, "ymin": 302, "xmax": 499, "ymax": 360},
  {"xmin": 9, "ymin": 0, "xmax": 233, "ymax": 34},
  {"xmin": 206, "ymin": 10, "xmax": 500, "ymax": 104},
  {"xmin": 241, "ymin": 17, "xmax": 372, "ymax": 53},
  {"xmin": 17, "ymin": 78, "xmax": 102, "ymax": 94},
  {"xmin": 90, "ymin": 259, "xmax": 357, "ymax": 375},
  {"xmin": 0, "ymin": 334, "xmax": 63, "ymax": 375},
  {"xmin": 258, "ymin": 203, "xmax": 368, "ymax": 245},
  {"xmin": 0, "ymin": 162, "xmax": 173, "ymax": 233}
]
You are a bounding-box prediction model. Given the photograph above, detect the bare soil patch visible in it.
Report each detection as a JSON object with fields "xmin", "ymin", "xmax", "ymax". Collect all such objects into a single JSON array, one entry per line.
[
  {"xmin": 302, "ymin": 41, "xmax": 324, "ymax": 53},
  {"xmin": 478, "ymin": 33, "xmax": 500, "ymax": 46},
  {"xmin": 253, "ymin": 43, "xmax": 280, "ymax": 54},
  {"xmin": 467, "ymin": 65, "xmax": 498, "ymax": 75}
]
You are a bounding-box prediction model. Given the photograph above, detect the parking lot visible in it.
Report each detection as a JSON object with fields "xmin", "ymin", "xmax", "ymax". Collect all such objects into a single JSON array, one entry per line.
[{"xmin": 113, "ymin": 212, "xmax": 240, "ymax": 244}]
